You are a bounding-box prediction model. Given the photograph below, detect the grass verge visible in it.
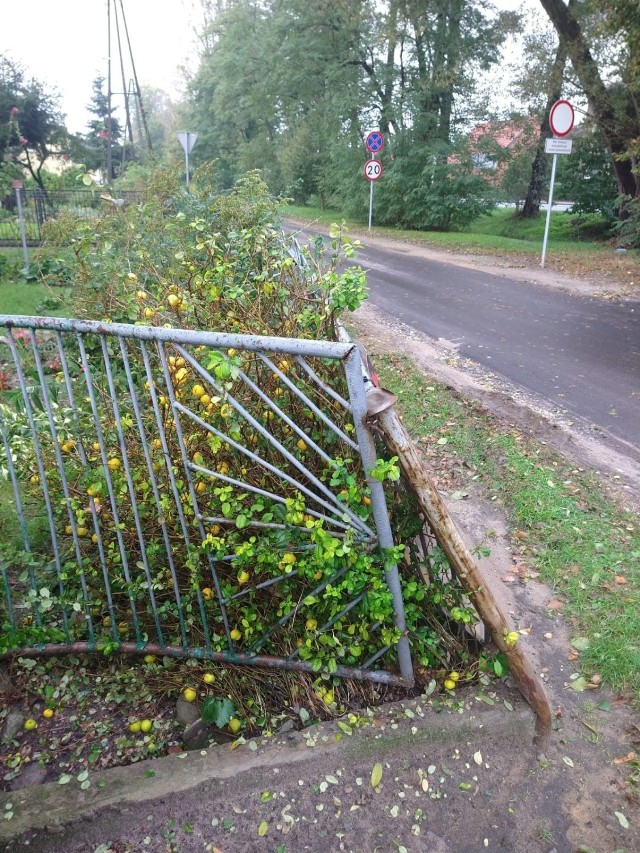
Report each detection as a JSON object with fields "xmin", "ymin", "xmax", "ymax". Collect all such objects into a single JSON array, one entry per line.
[
  {"xmin": 374, "ymin": 353, "xmax": 640, "ymax": 704},
  {"xmin": 284, "ymin": 205, "xmax": 639, "ymax": 288},
  {"xmin": 0, "ymin": 250, "xmax": 71, "ymax": 316}
]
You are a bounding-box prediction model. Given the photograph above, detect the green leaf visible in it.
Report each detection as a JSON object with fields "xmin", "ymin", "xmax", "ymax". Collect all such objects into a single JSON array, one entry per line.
[
  {"xmin": 337, "ymin": 721, "xmax": 352, "ymax": 735},
  {"xmin": 597, "ymin": 699, "xmax": 611, "ymax": 712},
  {"xmin": 58, "ymin": 774, "xmax": 71, "ymax": 784},
  {"xmin": 569, "ymin": 676, "xmax": 588, "ymax": 692},
  {"xmin": 201, "ymin": 697, "xmax": 235, "ymax": 728},
  {"xmin": 571, "ymin": 636, "xmax": 590, "ymax": 651},
  {"xmin": 370, "ymin": 762, "xmax": 383, "ymax": 788},
  {"xmin": 615, "ymin": 811, "xmax": 629, "ymax": 829},
  {"xmin": 257, "ymin": 820, "xmax": 268, "ymax": 836},
  {"xmin": 459, "ymin": 782, "xmax": 472, "ymax": 790}
]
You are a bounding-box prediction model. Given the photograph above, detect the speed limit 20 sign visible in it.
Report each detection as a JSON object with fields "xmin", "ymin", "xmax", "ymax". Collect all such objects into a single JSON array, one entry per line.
[{"xmin": 364, "ymin": 159, "xmax": 383, "ymax": 181}]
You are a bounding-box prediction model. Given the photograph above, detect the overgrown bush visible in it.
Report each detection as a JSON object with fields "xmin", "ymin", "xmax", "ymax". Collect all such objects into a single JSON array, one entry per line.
[{"xmin": 1, "ymin": 165, "xmax": 476, "ymax": 686}]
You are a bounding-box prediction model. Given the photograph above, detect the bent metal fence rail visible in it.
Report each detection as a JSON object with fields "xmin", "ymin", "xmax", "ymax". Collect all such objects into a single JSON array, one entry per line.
[{"xmin": 0, "ymin": 315, "xmax": 414, "ymax": 686}]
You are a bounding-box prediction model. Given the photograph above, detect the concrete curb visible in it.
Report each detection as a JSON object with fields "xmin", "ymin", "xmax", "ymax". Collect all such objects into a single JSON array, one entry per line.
[{"xmin": 0, "ymin": 691, "xmax": 535, "ymax": 842}]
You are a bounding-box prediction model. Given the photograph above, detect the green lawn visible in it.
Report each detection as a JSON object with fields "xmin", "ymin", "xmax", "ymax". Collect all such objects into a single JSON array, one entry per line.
[
  {"xmin": 0, "ymin": 249, "xmax": 70, "ymax": 316},
  {"xmin": 283, "ymin": 204, "xmax": 623, "ymax": 257}
]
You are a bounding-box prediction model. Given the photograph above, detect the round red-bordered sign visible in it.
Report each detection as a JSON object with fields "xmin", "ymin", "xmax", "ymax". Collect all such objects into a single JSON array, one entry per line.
[
  {"xmin": 365, "ymin": 130, "xmax": 384, "ymax": 153},
  {"xmin": 549, "ymin": 99, "xmax": 575, "ymax": 137},
  {"xmin": 363, "ymin": 159, "xmax": 383, "ymax": 181}
]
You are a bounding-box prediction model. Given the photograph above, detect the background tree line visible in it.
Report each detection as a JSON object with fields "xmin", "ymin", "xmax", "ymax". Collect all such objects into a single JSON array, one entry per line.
[{"xmin": 184, "ymin": 0, "xmax": 638, "ymax": 235}]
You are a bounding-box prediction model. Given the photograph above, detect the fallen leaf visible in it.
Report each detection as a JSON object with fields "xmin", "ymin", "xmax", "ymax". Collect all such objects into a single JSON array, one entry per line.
[
  {"xmin": 614, "ymin": 576, "xmax": 628, "ymax": 585},
  {"xmin": 571, "ymin": 636, "xmax": 590, "ymax": 651},
  {"xmin": 473, "ymin": 751, "xmax": 483, "ymax": 766},
  {"xmin": 370, "ymin": 762, "xmax": 383, "ymax": 789},
  {"xmin": 325, "ymin": 774, "xmax": 339, "ymax": 785},
  {"xmin": 615, "ymin": 811, "xmax": 629, "ymax": 829},
  {"xmin": 612, "ymin": 752, "xmax": 637, "ymax": 765},
  {"xmin": 569, "ymin": 676, "xmax": 588, "ymax": 692},
  {"xmin": 562, "ymin": 756, "xmax": 574, "ymax": 767},
  {"xmin": 257, "ymin": 820, "xmax": 268, "ymax": 836}
]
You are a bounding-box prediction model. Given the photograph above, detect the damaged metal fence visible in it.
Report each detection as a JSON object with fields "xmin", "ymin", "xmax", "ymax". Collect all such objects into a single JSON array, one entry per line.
[{"xmin": 0, "ymin": 315, "xmax": 414, "ymax": 686}]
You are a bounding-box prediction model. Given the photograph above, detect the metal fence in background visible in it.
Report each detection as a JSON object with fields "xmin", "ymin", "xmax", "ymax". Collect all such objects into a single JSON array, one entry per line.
[
  {"xmin": 0, "ymin": 315, "xmax": 414, "ymax": 686},
  {"xmin": 0, "ymin": 189, "xmax": 145, "ymax": 247}
]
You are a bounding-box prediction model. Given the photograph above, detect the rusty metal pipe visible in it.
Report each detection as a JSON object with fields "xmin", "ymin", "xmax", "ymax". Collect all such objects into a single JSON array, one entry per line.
[{"xmin": 375, "ymin": 404, "xmax": 552, "ymax": 741}]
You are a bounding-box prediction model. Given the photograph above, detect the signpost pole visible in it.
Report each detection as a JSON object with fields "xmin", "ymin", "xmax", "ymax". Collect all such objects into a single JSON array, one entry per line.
[
  {"xmin": 177, "ymin": 132, "xmax": 198, "ymax": 190},
  {"xmin": 364, "ymin": 131, "xmax": 384, "ymax": 232},
  {"xmin": 184, "ymin": 133, "xmax": 191, "ymax": 189},
  {"xmin": 368, "ymin": 171, "xmax": 374, "ymax": 232},
  {"xmin": 542, "ymin": 99, "xmax": 575, "ymax": 269},
  {"xmin": 541, "ymin": 153, "xmax": 558, "ymax": 270}
]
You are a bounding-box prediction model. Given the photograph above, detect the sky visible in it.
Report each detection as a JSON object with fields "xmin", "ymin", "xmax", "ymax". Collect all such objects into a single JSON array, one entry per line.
[
  {"xmin": 3, "ymin": 0, "xmax": 545, "ymax": 137},
  {"xmin": 2, "ymin": 0, "xmax": 199, "ymax": 133}
]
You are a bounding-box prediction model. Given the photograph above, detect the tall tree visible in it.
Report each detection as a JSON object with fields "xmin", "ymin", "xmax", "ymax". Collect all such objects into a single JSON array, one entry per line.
[
  {"xmin": 69, "ymin": 77, "xmax": 124, "ymax": 181},
  {"xmin": 0, "ymin": 55, "xmax": 68, "ymax": 191},
  {"xmin": 538, "ymin": 0, "xmax": 639, "ymax": 202},
  {"xmin": 520, "ymin": 38, "xmax": 568, "ymax": 217}
]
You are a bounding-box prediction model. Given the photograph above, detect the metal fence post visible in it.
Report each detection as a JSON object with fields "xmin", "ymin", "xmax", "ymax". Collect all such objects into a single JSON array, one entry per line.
[
  {"xmin": 343, "ymin": 346, "xmax": 414, "ymax": 685},
  {"xmin": 13, "ymin": 184, "xmax": 29, "ymax": 272}
]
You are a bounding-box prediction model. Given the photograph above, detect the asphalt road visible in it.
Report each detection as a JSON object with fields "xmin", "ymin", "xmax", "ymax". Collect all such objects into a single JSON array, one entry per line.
[{"xmin": 351, "ymin": 239, "xmax": 640, "ymax": 454}]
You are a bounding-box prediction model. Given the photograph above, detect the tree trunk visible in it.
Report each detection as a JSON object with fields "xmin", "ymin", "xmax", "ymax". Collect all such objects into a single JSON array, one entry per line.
[
  {"xmin": 538, "ymin": 0, "xmax": 639, "ymax": 200},
  {"xmin": 521, "ymin": 40, "xmax": 567, "ymax": 218}
]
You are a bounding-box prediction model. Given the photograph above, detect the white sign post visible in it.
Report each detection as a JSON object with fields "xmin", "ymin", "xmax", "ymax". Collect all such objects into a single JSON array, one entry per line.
[
  {"xmin": 541, "ymin": 100, "xmax": 574, "ymax": 268},
  {"xmin": 177, "ymin": 131, "xmax": 198, "ymax": 189},
  {"xmin": 364, "ymin": 131, "xmax": 384, "ymax": 231}
]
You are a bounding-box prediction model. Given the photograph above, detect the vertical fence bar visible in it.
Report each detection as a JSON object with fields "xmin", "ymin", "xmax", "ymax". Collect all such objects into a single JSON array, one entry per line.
[
  {"xmin": 5, "ymin": 330, "xmax": 71, "ymax": 639},
  {"xmin": 28, "ymin": 330, "xmax": 95, "ymax": 644},
  {"xmin": 155, "ymin": 341, "xmax": 213, "ymax": 650},
  {"xmin": 138, "ymin": 340, "xmax": 190, "ymax": 648},
  {"xmin": 342, "ymin": 346, "xmax": 414, "ymax": 685},
  {"xmin": 76, "ymin": 333, "xmax": 143, "ymax": 644},
  {"xmin": 100, "ymin": 337, "xmax": 164, "ymax": 646},
  {"xmin": 54, "ymin": 331, "xmax": 118, "ymax": 640}
]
